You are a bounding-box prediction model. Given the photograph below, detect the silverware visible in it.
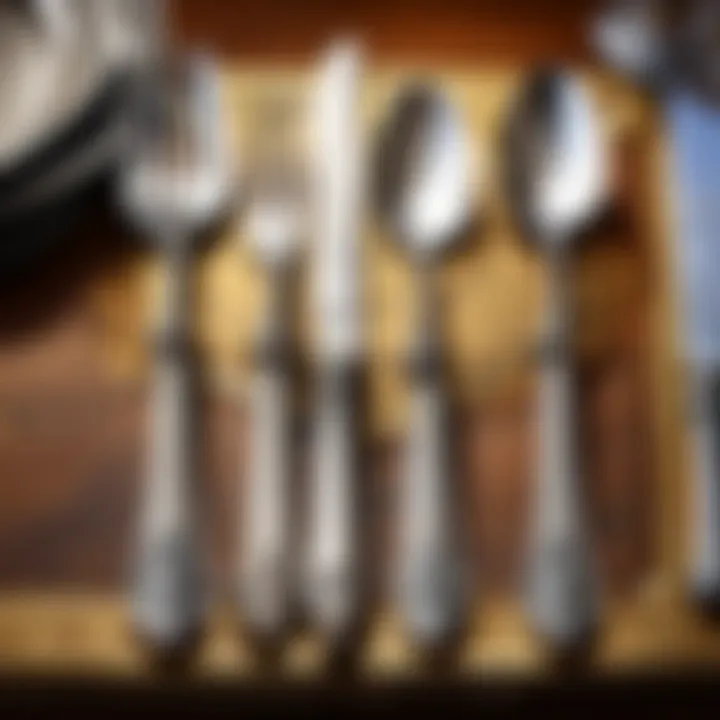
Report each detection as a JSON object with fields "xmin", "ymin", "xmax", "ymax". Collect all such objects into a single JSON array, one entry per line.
[
  {"xmin": 302, "ymin": 40, "xmax": 364, "ymax": 639},
  {"xmin": 374, "ymin": 83, "xmax": 475, "ymax": 645},
  {"xmin": 239, "ymin": 94, "xmax": 306, "ymax": 638},
  {"xmin": 118, "ymin": 52, "xmax": 233, "ymax": 652},
  {"xmin": 506, "ymin": 70, "xmax": 608, "ymax": 649}
]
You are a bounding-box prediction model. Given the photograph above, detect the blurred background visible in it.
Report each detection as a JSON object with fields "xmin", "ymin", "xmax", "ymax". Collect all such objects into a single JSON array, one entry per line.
[{"xmin": 0, "ymin": 0, "xmax": 720, "ymax": 713}]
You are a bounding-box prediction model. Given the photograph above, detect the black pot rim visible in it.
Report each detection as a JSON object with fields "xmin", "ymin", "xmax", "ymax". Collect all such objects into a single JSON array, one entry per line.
[{"xmin": 0, "ymin": 70, "xmax": 128, "ymax": 199}]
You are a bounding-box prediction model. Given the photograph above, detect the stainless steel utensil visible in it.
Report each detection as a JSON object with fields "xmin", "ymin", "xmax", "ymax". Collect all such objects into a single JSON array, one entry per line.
[
  {"xmin": 302, "ymin": 40, "xmax": 364, "ymax": 639},
  {"xmin": 375, "ymin": 83, "xmax": 475, "ymax": 645},
  {"xmin": 240, "ymin": 94, "xmax": 306, "ymax": 637},
  {"xmin": 506, "ymin": 70, "xmax": 608, "ymax": 649},
  {"xmin": 118, "ymin": 52, "xmax": 233, "ymax": 652}
]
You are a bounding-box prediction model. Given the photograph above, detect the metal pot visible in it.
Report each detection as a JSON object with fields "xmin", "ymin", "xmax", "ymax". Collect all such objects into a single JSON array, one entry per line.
[{"xmin": 0, "ymin": 0, "xmax": 165, "ymax": 273}]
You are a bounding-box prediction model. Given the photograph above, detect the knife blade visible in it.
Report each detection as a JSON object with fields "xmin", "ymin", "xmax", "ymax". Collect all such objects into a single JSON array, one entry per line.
[{"xmin": 310, "ymin": 40, "xmax": 363, "ymax": 365}]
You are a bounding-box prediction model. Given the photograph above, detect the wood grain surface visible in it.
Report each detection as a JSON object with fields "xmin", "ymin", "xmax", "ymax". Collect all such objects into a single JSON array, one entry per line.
[{"xmin": 171, "ymin": 0, "xmax": 602, "ymax": 64}]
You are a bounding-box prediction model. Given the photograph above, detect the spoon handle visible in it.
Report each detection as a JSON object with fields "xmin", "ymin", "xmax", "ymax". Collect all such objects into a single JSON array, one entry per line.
[
  {"xmin": 133, "ymin": 250, "xmax": 204, "ymax": 652},
  {"xmin": 527, "ymin": 255, "xmax": 596, "ymax": 648},
  {"xmin": 398, "ymin": 351, "xmax": 463, "ymax": 645},
  {"xmin": 240, "ymin": 337, "xmax": 291, "ymax": 637},
  {"xmin": 688, "ymin": 367, "xmax": 720, "ymax": 606},
  {"xmin": 303, "ymin": 365, "xmax": 359, "ymax": 639}
]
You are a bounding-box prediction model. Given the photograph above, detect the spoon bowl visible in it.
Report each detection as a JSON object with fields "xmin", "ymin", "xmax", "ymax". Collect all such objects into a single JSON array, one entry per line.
[
  {"xmin": 376, "ymin": 84, "xmax": 475, "ymax": 258},
  {"xmin": 508, "ymin": 70, "xmax": 607, "ymax": 249}
]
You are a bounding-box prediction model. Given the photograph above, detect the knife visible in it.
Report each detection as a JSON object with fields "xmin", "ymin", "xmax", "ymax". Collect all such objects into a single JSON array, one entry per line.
[{"xmin": 302, "ymin": 40, "xmax": 364, "ymax": 638}]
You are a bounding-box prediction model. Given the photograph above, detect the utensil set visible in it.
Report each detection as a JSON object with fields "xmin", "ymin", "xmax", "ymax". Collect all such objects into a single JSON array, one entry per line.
[{"xmin": 116, "ymin": 38, "xmax": 616, "ymax": 659}]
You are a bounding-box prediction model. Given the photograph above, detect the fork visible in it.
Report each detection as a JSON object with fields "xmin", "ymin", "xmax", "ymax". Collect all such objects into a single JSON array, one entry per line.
[{"xmin": 239, "ymin": 94, "xmax": 306, "ymax": 638}]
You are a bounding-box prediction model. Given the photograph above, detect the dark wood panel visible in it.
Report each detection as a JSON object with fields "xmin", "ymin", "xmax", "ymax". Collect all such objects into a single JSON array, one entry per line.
[{"xmin": 172, "ymin": 0, "xmax": 602, "ymax": 63}]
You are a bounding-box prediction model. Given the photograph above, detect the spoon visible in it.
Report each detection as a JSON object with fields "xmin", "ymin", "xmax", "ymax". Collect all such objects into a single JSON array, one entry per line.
[
  {"xmin": 375, "ymin": 83, "xmax": 475, "ymax": 645},
  {"xmin": 240, "ymin": 94, "xmax": 305, "ymax": 638},
  {"xmin": 117, "ymin": 52, "xmax": 233, "ymax": 653},
  {"xmin": 506, "ymin": 69, "xmax": 608, "ymax": 649}
]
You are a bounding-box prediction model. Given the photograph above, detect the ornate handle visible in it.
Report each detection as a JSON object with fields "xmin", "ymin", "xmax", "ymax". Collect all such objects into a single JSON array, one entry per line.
[
  {"xmin": 132, "ymin": 250, "xmax": 204, "ymax": 652},
  {"xmin": 526, "ymin": 252, "xmax": 596, "ymax": 648},
  {"xmin": 239, "ymin": 341, "xmax": 291, "ymax": 637},
  {"xmin": 302, "ymin": 365, "xmax": 358, "ymax": 639},
  {"xmin": 396, "ymin": 348, "xmax": 464, "ymax": 646}
]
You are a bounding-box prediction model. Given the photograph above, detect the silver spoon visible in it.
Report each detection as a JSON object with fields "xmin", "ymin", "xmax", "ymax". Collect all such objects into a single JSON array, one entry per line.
[
  {"xmin": 117, "ymin": 52, "xmax": 233, "ymax": 652},
  {"xmin": 375, "ymin": 83, "xmax": 476, "ymax": 646},
  {"xmin": 240, "ymin": 95, "xmax": 305, "ymax": 638},
  {"xmin": 506, "ymin": 69, "xmax": 608, "ymax": 649}
]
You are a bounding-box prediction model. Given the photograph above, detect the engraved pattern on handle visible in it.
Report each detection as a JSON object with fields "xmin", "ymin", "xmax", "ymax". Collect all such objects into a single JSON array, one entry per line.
[
  {"xmin": 132, "ymin": 251, "xmax": 204, "ymax": 651},
  {"xmin": 240, "ymin": 361, "xmax": 290, "ymax": 635},
  {"xmin": 397, "ymin": 374, "xmax": 463, "ymax": 645}
]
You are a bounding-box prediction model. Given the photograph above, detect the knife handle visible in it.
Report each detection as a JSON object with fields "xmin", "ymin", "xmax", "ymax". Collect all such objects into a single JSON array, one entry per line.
[
  {"xmin": 302, "ymin": 365, "xmax": 359, "ymax": 639},
  {"xmin": 133, "ymin": 333, "xmax": 204, "ymax": 653},
  {"xmin": 239, "ymin": 343, "xmax": 291, "ymax": 637},
  {"xmin": 526, "ymin": 256, "xmax": 596, "ymax": 649},
  {"xmin": 396, "ymin": 348, "xmax": 464, "ymax": 646},
  {"xmin": 688, "ymin": 368, "xmax": 720, "ymax": 607}
]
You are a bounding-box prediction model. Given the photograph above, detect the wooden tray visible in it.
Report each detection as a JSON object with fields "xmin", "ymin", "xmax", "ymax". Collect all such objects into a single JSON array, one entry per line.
[{"xmin": 0, "ymin": 65, "xmax": 713, "ymax": 680}]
